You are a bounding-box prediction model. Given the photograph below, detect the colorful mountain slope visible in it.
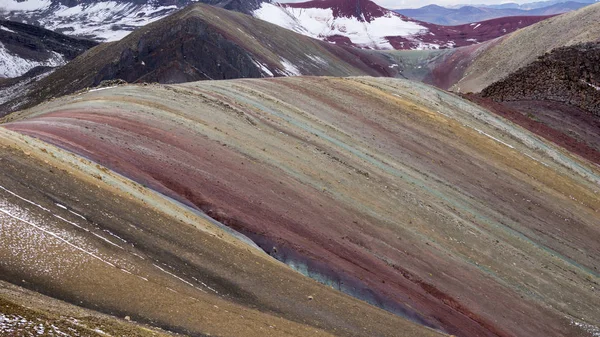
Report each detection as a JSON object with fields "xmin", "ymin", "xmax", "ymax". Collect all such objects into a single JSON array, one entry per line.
[
  {"xmin": 253, "ymin": 0, "xmax": 552, "ymax": 50},
  {"xmin": 0, "ymin": 114, "xmax": 445, "ymax": 337},
  {"xmin": 3, "ymin": 77, "xmax": 599, "ymax": 337}
]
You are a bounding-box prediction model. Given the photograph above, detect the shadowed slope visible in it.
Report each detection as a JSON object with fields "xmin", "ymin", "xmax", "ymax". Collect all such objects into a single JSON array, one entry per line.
[
  {"xmin": 0, "ymin": 281, "xmax": 179, "ymax": 337},
  {"xmin": 4, "ymin": 77, "xmax": 599, "ymax": 337}
]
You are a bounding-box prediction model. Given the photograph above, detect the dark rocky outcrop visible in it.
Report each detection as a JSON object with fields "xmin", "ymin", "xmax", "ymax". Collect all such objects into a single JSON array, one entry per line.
[
  {"xmin": 93, "ymin": 16, "xmax": 263, "ymax": 84},
  {"xmin": 482, "ymin": 42, "xmax": 600, "ymax": 116}
]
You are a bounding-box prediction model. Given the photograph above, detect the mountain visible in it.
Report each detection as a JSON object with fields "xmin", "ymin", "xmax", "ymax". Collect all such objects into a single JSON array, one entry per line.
[
  {"xmin": 2, "ymin": 76, "xmax": 599, "ymax": 337},
  {"xmin": 253, "ymin": 0, "xmax": 551, "ymax": 50},
  {"xmin": 475, "ymin": 0, "xmax": 597, "ymax": 10},
  {"xmin": 0, "ymin": 19, "xmax": 97, "ymax": 78},
  {"xmin": 395, "ymin": 2, "xmax": 589, "ymax": 25},
  {"xmin": 388, "ymin": 2, "xmax": 600, "ymax": 93},
  {"xmin": 0, "ymin": 0, "xmax": 266, "ymax": 42},
  {"xmin": 482, "ymin": 42, "xmax": 600, "ymax": 115},
  {"xmin": 0, "ymin": 2, "xmax": 399, "ymax": 115},
  {"xmin": 450, "ymin": 2, "xmax": 600, "ymax": 93},
  {"xmin": 1, "ymin": 0, "xmax": 551, "ymax": 49},
  {"xmin": 472, "ymin": 42, "xmax": 600, "ymax": 164}
]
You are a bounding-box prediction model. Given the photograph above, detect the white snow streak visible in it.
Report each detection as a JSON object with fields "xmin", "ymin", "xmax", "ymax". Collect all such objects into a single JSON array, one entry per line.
[
  {"xmin": 0, "ymin": 207, "xmax": 118, "ymax": 268},
  {"xmin": 252, "ymin": 59, "xmax": 274, "ymax": 77},
  {"xmin": 0, "ymin": 0, "xmax": 51, "ymax": 11},
  {"xmin": 280, "ymin": 58, "xmax": 301, "ymax": 76},
  {"xmin": 471, "ymin": 126, "xmax": 515, "ymax": 149},
  {"xmin": 0, "ymin": 25, "xmax": 16, "ymax": 33}
]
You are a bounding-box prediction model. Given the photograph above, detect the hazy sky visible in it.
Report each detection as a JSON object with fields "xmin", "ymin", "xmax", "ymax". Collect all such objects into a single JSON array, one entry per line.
[{"xmin": 279, "ymin": 0, "xmax": 534, "ymax": 9}]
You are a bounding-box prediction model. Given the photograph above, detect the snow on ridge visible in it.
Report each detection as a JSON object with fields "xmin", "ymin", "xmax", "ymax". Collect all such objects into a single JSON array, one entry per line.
[
  {"xmin": 0, "ymin": 42, "xmax": 66, "ymax": 78},
  {"xmin": 0, "ymin": 0, "xmax": 52, "ymax": 11},
  {"xmin": 253, "ymin": 3, "xmax": 429, "ymax": 50},
  {"xmin": 2, "ymin": 1, "xmax": 178, "ymax": 42},
  {"xmin": 43, "ymin": 2, "xmax": 178, "ymax": 41}
]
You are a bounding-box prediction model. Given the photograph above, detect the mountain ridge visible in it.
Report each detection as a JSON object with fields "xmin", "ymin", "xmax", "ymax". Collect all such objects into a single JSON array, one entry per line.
[{"xmin": 395, "ymin": 1, "xmax": 593, "ymax": 25}]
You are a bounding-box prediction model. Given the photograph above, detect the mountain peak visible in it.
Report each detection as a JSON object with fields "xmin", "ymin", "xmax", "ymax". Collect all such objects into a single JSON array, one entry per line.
[{"xmin": 286, "ymin": 0, "xmax": 389, "ymax": 22}]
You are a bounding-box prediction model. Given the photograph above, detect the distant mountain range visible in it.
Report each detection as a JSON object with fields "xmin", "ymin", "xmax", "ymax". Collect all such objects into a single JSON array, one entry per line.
[
  {"xmin": 452, "ymin": 0, "xmax": 598, "ymax": 10},
  {"xmin": 395, "ymin": 0, "xmax": 597, "ymax": 25}
]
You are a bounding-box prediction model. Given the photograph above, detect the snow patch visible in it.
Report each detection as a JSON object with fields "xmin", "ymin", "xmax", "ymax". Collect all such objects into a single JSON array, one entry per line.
[
  {"xmin": 570, "ymin": 320, "xmax": 600, "ymax": 337},
  {"xmin": 0, "ymin": 313, "xmax": 70, "ymax": 336},
  {"xmin": 46, "ymin": 2, "xmax": 177, "ymax": 41},
  {"xmin": 307, "ymin": 54, "xmax": 328, "ymax": 66},
  {"xmin": 581, "ymin": 80, "xmax": 600, "ymax": 90},
  {"xmin": 3, "ymin": 1, "xmax": 178, "ymax": 42},
  {"xmin": 0, "ymin": 42, "xmax": 65, "ymax": 78},
  {"xmin": 0, "ymin": 0, "xmax": 51, "ymax": 11},
  {"xmin": 251, "ymin": 59, "xmax": 274, "ymax": 77},
  {"xmin": 0, "ymin": 69, "xmax": 53, "ymax": 107},
  {"xmin": 280, "ymin": 58, "xmax": 301, "ymax": 76},
  {"xmin": 88, "ymin": 86, "xmax": 117, "ymax": 93},
  {"xmin": 471, "ymin": 126, "xmax": 515, "ymax": 149}
]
